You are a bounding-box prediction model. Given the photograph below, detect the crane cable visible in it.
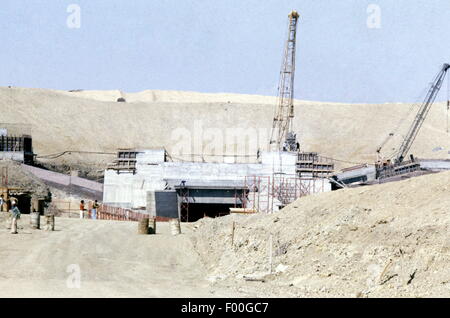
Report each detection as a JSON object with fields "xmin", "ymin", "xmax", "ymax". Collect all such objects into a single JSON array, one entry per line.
[
  {"xmin": 377, "ymin": 85, "xmax": 428, "ymax": 159},
  {"xmin": 382, "ymin": 68, "xmax": 447, "ymax": 161},
  {"xmin": 37, "ymin": 150, "xmax": 116, "ymax": 159},
  {"xmin": 167, "ymin": 151, "xmax": 367, "ymax": 166}
]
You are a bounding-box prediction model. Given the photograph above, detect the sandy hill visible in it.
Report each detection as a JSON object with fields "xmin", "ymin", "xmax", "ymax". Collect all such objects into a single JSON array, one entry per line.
[
  {"xmin": 0, "ymin": 87, "xmax": 449, "ymax": 171},
  {"xmin": 191, "ymin": 170, "xmax": 450, "ymax": 297}
]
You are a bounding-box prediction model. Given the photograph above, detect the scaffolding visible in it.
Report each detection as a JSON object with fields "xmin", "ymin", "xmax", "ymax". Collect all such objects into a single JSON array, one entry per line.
[
  {"xmin": 296, "ymin": 152, "xmax": 334, "ymax": 177},
  {"xmin": 107, "ymin": 150, "xmax": 139, "ymax": 174},
  {"xmin": 244, "ymin": 175, "xmax": 327, "ymax": 213},
  {"xmin": 179, "ymin": 182, "xmax": 190, "ymax": 222}
]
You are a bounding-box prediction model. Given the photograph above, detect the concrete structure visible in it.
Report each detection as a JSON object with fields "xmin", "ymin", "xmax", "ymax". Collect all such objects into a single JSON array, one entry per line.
[
  {"xmin": 0, "ymin": 135, "xmax": 34, "ymax": 164},
  {"xmin": 419, "ymin": 159, "xmax": 450, "ymax": 171},
  {"xmin": 0, "ymin": 124, "xmax": 34, "ymax": 164},
  {"xmin": 103, "ymin": 149, "xmax": 331, "ymax": 221}
]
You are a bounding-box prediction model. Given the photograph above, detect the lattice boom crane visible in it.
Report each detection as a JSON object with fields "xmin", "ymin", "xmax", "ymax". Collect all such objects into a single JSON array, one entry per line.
[
  {"xmin": 395, "ymin": 63, "xmax": 450, "ymax": 163},
  {"xmin": 269, "ymin": 10, "xmax": 300, "ymax": 152}
]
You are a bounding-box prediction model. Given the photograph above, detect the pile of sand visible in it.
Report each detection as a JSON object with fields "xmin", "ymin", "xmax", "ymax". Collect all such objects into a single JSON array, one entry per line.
[
  {"xmin": 1, "ymin": 87, "xmax": 449, "ymax": 171},
  {"xmin": 0, "ymin": 161, "xmax": 49, "ymax": 197},
  {"xmin": 190, "ymin": 171, "xmax": 450, "ymax": 297}
]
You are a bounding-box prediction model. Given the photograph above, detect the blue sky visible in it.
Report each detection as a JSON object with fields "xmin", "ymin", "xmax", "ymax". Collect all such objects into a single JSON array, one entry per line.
[{"xmin": 1, "ymin": 0, "xmax": 450, "ymax": 103}]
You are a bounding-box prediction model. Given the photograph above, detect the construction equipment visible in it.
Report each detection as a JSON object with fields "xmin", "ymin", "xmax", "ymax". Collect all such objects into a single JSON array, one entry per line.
[
  {"xmin": 376, "ymin": 63, "xmax": 450, "ymax": 179},
  {"xmin": 269, "ymin": 10, "xmax": 300, "ymax": 152}
]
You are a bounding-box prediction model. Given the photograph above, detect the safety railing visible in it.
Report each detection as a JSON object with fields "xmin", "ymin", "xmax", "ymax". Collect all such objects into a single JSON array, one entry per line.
[{"xmin": 97, "ymin": 204, "xmax": 148, "ymax": 221}]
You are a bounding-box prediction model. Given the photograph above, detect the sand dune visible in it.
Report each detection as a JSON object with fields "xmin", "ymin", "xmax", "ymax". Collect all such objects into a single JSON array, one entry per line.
[{"xmin": 1, "ymin": 87, "xmax": 449, "ymax": 171}]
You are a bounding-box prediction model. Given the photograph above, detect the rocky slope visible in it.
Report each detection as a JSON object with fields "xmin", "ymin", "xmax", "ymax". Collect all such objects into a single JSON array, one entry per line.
[{"xmin": 191, "ymin": 171, "xmax": 450, "ymax": 297}]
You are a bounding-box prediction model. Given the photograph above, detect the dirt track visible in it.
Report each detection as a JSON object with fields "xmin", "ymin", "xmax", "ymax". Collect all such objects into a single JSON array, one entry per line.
[{"xmin": 0, "ymin": 215, "xmax": 247, "ymax": 298}]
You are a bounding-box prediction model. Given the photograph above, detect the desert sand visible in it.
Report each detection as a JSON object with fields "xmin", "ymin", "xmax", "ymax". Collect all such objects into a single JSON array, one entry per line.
[
  {"xmin": 1, "ymin": 87, "xmax": 449, "ymax": 171},
  {"xmin": 0, "ymin": 215, "xmax": 248, "ymax": 298},
  {"xmin": 1, "ymin": 87, "xmax": 449, "ymax": 298},
  {"xmin": 0, "ymin": 171, "xmax": 449, "ymax": 298},
  {"xmin": 192, "ymin": 170, "xmax": 450, "ymax": 297}
]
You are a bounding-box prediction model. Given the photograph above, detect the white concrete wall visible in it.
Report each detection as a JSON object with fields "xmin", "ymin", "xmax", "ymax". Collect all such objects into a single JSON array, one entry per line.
[
  {"xmin": 420, "ymin": 160, "xmax": 450, "ymax": 171},
  {"xmin": 0, "ymin": 152, "xmax": 24, "ymax": 162},
  {"xmin": 135, "ymin": 149, "xmax": 166, "ymax": 164},
  {"xmin": 103, "ymin": 150, "xmax": 329, "ymax": 208}
]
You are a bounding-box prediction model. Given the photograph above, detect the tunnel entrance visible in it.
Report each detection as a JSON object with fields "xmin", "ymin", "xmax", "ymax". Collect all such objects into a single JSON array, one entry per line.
[
  {"xmin": 174, "ymin": 183, "xmax": 248, "ymax": 223},
  {"xmin": 181, "ymin": 203, "xmax": 242, "ymax": 223}
]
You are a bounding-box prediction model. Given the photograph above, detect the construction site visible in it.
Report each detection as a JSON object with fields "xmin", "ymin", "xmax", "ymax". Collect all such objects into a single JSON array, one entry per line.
[{"xmin": 1, "ymin": 6, "xmax": 450, "ymax": 299}]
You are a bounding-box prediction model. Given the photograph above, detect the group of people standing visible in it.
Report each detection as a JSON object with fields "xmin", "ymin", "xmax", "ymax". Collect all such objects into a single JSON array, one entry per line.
[
  {"xmin": 1, "ymin": 196, "xmax": 102, "ymax": 234},
  {"xmin": 79, "ymin": 200, "xmax": 100, "ymax": 219}
]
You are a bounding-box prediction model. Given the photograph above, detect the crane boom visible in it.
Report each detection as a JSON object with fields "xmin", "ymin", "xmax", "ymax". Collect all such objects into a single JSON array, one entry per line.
[
  {"xmin": 269, "ymin": 10, "xmax": 300, "ymax": 152},
  {"xmin": 396, "ymin": 63, "xmax": 450, "ymax": 163}
]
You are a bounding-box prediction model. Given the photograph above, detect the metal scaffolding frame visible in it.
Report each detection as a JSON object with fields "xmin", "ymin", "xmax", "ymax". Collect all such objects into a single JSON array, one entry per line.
[
  {"xmin": 244, "ymin": 175, "xmax": 327, "ymax": 213},
  {"xmin": 179, "ymin": 183, "xmax": 190, "ymax": 222}
]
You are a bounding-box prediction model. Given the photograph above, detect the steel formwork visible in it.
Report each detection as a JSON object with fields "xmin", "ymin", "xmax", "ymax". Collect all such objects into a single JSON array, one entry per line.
[{"xmin": 179, "ymin": 185, "xmax": 189, "ymax": 222}]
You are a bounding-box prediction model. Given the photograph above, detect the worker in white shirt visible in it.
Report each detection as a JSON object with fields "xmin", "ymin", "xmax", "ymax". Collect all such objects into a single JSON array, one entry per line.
[{"xmin": 10, "ymin": 200, "xmax": 21, "ymax": 234}]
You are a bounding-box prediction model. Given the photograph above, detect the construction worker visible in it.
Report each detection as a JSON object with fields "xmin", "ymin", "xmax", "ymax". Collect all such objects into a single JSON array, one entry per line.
[
  {"xmin": 10, "ymin": 200, "xmax": 20, "ymax": 234},
  {"xmin": 92, "ymin": 200, "xmax": 99, "ymax": 220},
  {"xmin": 79, "ymin": 200, "xmax": 86, "ymax": 219},
  {"xmin": 0, "ymin": 195, "xmax": 3, "ymax": 212}
]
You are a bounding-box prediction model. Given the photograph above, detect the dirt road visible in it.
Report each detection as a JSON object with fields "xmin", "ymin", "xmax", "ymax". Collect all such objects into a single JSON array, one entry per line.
[{"xmin": 0, "ymin": 215, "xmax": 244, "ymax": 298}]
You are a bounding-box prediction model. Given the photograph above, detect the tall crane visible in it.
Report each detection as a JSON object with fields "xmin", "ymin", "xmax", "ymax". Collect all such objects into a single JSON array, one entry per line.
[
  {"xmin": 376, "ymin": 63, "xmax": 449, "ymax": 179},
  {"xmin": 395, "ymin": 63, "xmax": 449, "ymax": 164},
  {"xmin": 269, "ymin": 10, "xmax": 300, "ymax": 152}
]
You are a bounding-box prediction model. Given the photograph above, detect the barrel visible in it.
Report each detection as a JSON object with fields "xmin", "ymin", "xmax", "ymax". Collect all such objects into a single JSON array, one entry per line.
[
  {"xmin": 30, "ymin": 212, "xmax": 40, "ymax": 229},
  {"xmin": 148, "ymin": 217, "xmax": 156, "ymax": 234},
  {"xmin": 138, "ymin": 218, "xmax": 149, "ymax": 235},
  {"xmin": 169, "ymin": 218, "xmax": 181, "ymax": 235},
  {"xmin": 45, "ymin": 215, "xmax": 55, "ymax": 231}
]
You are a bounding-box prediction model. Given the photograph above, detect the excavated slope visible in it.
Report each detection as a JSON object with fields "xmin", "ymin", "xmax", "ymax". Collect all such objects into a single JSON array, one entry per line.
[{"xmin": 191, "ymin": 171, "xmax": 450, "ymax": 297}]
